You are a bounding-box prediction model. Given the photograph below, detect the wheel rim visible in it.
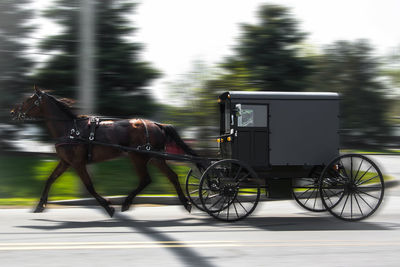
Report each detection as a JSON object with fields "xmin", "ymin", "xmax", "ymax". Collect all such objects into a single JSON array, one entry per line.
[
  {"xmin": 292, "ymin": 166, "xmax": 326, "ymax": 212},
  {"xmin": 185, "ymin": 169, "xmax": 205, "ymax": 211},
  {"xmin": 199, "ymin": 159, "xmax": 260, "ymax": 222},
  {"xmin": 320, "ymin": 154, "xmax": 384, "ymax": 221}
]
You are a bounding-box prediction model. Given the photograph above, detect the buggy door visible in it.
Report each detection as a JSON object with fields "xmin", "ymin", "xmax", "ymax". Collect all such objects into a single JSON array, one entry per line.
[{"xmin": 233, "ymin": 104, "xmax": 269, "ymax": 167}]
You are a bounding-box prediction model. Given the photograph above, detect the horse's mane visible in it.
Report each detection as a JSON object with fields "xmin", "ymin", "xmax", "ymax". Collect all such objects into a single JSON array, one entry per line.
[{"xmin": 46, "ymin": 93, "xmax": 77, "ymax": 119}]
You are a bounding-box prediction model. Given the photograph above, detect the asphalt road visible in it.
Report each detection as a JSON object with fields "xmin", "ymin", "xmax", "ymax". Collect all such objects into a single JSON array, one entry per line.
[{"xmin": 0, "ymin": 155, "xmax": 399, "ymax": 267}]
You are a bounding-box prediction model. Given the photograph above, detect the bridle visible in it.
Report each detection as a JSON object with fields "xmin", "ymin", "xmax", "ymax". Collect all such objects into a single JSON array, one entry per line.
[{"xmin": 15, "ymin": 91, "xmax": 43, "ymax": 121}]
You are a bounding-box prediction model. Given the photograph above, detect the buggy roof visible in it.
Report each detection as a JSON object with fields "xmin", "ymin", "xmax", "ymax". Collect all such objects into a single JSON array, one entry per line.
[{"xmin": 219, "ymin": 91, "xmax": 339, "ymax": 101}]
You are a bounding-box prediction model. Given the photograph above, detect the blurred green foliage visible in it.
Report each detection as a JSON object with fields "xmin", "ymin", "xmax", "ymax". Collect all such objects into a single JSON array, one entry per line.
[
  {"xmin": 0, "ymin": 155, "xmax": 191, "ymax": 203},
  {"xmin": 166, "ymin": 5, "xmax": 396, "ymax": 146},
  {"xmin": 308, "ymin": 40, "xmax": 390, "ymax": 139},
  {"xmin": 220, "ymin": 5, "xmax": 312, "ymax": 92},
  {"xmin": 0, "ymin": 0, "xmax": 34, "ymax": 120},
  {"xmin": 34, "ymin": 0, "xmax": 160, "ymax": 117}
]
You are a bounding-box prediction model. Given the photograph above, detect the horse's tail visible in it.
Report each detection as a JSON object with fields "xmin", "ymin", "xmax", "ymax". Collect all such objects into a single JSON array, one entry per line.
[{"xmin": 156, "ymin": 123, "xmax": 198, "ymax": 157}]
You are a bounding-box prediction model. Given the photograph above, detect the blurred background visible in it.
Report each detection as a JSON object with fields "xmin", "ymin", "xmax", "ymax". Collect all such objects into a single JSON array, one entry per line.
[{"xmin": 0, "ymin": 0, "xmax": 399, "ymax": 204}]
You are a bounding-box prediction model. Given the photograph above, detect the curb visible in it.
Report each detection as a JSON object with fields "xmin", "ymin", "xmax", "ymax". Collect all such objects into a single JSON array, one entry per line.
[{"xmin": 48, "ymin": 180, "xmax": 400, "ymax": 206}]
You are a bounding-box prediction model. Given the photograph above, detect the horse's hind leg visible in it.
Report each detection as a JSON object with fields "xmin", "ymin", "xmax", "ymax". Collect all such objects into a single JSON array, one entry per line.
[
  {"xmin": 34, "ymin": 160, "xmax": 69, "ymax": 213},
  {"xmin": 74, "ymin": 165, "xmax": 115, "ymax": 217},
  {"xmin": 121, "ymin": 154, "xmax": 151, "ymax": 212},
  {"xmin": 152, "ymin": 159, "xmax": 192, "ymax": 213}
]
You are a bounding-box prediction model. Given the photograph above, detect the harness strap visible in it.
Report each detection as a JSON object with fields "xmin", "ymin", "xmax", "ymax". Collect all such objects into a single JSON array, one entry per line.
[
  {"xmin": 139, "ymin": 119, "xmax": 152, "ymax": 151},
  {"xmin": 87, "ymin": 117, "xmax": 99, "ymax": 162}
]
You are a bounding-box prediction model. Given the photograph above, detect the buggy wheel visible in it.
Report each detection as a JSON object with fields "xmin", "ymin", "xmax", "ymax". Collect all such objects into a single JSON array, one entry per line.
[
  {"xmin": 292, "ymin": 166, "xmax": 326, "ymax": 212},
  {"xmin": 185, "ymin": 169, "xmax": 205, "ymax": 211},
  {"xmin": 319, "ymin": 154, "xmax": 384, "ymax": 221},
  {"xmin": 199, "ymin": 159, "xmax": 260, "ymax": 222}
]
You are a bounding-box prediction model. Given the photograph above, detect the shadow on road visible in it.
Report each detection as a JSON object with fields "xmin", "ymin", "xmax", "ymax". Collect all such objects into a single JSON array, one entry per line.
[
  {"xmin": 16, "ymin": 208, "xmax": 400, "ymax": 265},
  {"xmin": 17, "ymin": 209, "xmax": 399, "ymax": 233}
]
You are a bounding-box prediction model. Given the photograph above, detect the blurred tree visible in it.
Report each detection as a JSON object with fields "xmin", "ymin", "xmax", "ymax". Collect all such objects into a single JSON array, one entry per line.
[
  {"xmin": 164, "ymin": 60, "xmax": 220, "ymax": 153},
  {"xmin": 308, "ymin": 40, "xmax": 390, "ymax": 142},
  {"xmin": 35, "ymin": 0, "xmax": 160, "ymax": 117},
  {"xmin": 221, "ymin": 4, "xmax": 311, "ymax": 92},
  {"xmin": 0, "ymin": 0, "xmax": 34, "ymax": 120},
  {"xmin": 166, "ymin": 60, "xmax": 219, "ymax": 128}
]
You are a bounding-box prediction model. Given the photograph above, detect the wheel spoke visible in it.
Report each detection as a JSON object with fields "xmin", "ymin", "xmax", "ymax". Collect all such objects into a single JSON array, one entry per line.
[
  {"xmin": 350, "ymin": 193, "xmax": 353, "ymax": 219},
  {"xmin": 355, "ymin": 188, "xmax": 380, "ymax": 200},
  {"xmin": 226, "ymin": 196, "xmax": 230, "ymax": 220},
  {"xmin": 339, "ymin": 159, "xmax": 349, "ymax": 179},
  {"xmin": 235, "ymin": 197, "xmax": 248, "ymax": 213},
  {"xmin": 303, "ymin": 189, "xmax": 315, "ymax": 205},
  {"xmin": 297, "ymin": 188, "xmax": 312, "ymax": 199},
  {"xmin": 354, "ymin": 193, "xmax": 364, "ymax": 216},
  {"xmin": 217, "ymin": 197, "xmax": 227, "ymax": 215},
  {"xmin": 234, "ymin": 166, "xmax": 243, "ymax": 181},
  {"xmin": 355, "ymin": 165, "xmax": 373, "ymax": 184},
  {"xmin": 232, "ymin": 201, "xmax": 239, "ymax": 218},
  {"xmin": 189, "ymin": 189, "xmax": 199, "ymax": 194},
  {"xmin": 357, "ymin": 175, "xmax": 379, "ymax": 186},
  {"xmin": 327, "ymin": 188, "xmax": 343, "ymax": 198},
  {"xmin": 237, "ymin": 172, "xmax": 251, "ymax": 183},
  {"xmin": 354, "ymin": 159, "xmax": 364, "ymax": 181},
  {"xmin": 207, "ymin": 193, "xmax": 221, "ymax": 201},
  {"xmin": 340, "ymin": 193, "xmax": 350, "ymax": 217},
  {"xmin": 312, "ymin": 190, "xmax": 318, "ymax": 210},
  {"xmin": 350, "ymin": 156, "xmax": 353, "ymax": 181},
  {"xmin": 322, "ymin": 189, "xmax": 335, "ymax": 206},
  {"xmin": 355, "ymin": 190, "xmax": 373, "ymax": 210}
]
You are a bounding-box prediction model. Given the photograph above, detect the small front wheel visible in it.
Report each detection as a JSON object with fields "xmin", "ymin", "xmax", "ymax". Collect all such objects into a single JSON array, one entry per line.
[
  {"xmin": 185, "ymin": 169, "xmax": 205, "ymax": 211},
  {"xmin": 199, "ymin": 159, "xmax": 260, "ymax": 222},
  {"xmin": 292, "ymin": 166, "xmax": 326, "ymax": 212}
]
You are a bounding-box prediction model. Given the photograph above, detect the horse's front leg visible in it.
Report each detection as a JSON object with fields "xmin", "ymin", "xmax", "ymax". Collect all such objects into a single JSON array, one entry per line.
[
  {"xmin": 152, "ymin": 159, "xmax": 192, "ymax": 213},
  {"xmin": 34, "ymin": 160, "xmax": 69, "ymax": 213},
  {"xmin": 74, "ymin": 164, "xmax": 115, "ymax": 217}
]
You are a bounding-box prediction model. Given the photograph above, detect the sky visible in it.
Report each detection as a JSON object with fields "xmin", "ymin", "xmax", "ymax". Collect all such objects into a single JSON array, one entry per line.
[
  {"xmin": 32, "ymin": 0, "xmax": 400, "ymax": 102},
  {"xmin": 133, "ymin": 0, "xmax": 400, "ymax": 102}
]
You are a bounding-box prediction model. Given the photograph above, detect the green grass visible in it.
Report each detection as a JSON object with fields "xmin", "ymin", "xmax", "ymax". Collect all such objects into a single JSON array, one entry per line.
[
  {"xmin": 0, "ymin": 154, "xmax": 192, "ymax": 205},
  {"xmin": 341, "ymin": 149, "xmax": 400, "ymax": 154}
]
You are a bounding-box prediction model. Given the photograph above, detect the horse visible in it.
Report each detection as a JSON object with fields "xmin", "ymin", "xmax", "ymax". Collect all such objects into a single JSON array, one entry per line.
[{"xmin": 10, "ymin": 87, "xmax": 198, "ymax": 217}]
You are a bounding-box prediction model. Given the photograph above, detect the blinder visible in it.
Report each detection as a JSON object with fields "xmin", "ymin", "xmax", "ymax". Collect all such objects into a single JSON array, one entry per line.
[{"xmin": 15, "ymin": 92, "xmax": 43, "ymax": 120}]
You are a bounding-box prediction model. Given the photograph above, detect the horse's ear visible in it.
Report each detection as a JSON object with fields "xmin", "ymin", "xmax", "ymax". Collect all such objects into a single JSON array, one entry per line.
[{"xmin": 34, "ymin": 85, "xmax": 42, "ymax": 95}]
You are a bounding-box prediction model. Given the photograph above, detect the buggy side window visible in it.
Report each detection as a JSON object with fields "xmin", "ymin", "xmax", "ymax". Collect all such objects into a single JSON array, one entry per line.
[{"xmin": 237, "ymin": 104, "xmax": 267, "ymax": 127}]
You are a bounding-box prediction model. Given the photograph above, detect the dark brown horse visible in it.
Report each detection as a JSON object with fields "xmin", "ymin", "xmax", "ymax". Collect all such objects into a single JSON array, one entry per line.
[{"xmin": 10, "ymin": 87, "xmax": 197, "ymax": 217}]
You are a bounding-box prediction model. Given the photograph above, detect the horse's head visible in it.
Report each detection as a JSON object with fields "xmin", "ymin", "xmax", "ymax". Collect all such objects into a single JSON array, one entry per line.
[{"xmin": 11, "ymin": 86, "xmax": 46, "ymax": 121}]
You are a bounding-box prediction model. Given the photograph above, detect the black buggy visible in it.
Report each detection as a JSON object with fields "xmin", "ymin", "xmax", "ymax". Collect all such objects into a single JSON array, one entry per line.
[{"xmin": 185, "ymin": 91, "xmax": 385, "ymax": 222}]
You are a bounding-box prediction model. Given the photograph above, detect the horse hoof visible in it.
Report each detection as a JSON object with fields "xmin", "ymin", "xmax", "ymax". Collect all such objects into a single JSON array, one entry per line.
[
  {"xmin": 121, "ymin": 204, "xmax": 130, "ymax": 212},
  {"xmin": 107, "ymin": 206, "xmax": 115, "ymax": 218},
  {"xmin": 33, "ymin": 205, "xmax": 45, "ymax": 213},
  {"xmin": 185, "ymin": 203, "xmax": 192, "ymax": 213}
]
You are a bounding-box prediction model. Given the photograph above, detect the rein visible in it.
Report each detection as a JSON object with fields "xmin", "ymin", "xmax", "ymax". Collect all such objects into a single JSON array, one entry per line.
[{"xmin": 16, "ymin": 91, "xmax": 156, "ymax": 162}]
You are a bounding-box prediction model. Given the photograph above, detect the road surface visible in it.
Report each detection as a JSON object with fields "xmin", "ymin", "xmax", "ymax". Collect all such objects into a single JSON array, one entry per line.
[
  {"xmin": 0, "ymin": 154, "xmax": 399, "ymax": 266},
  {"xmin": 1, "ymin": 192, "xmax": 400, "ymax": 267}
]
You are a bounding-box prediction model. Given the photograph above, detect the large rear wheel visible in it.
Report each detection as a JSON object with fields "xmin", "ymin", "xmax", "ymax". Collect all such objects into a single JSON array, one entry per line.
[{"xmin": 319, "ymin": 154, "xmax": 384, "ymax": 221}]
